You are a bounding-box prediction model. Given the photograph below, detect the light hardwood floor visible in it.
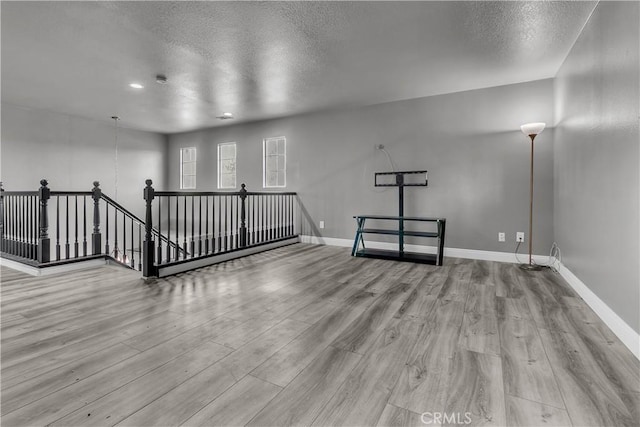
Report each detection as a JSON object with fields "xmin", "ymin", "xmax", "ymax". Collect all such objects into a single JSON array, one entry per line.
[{"xmin": 1, "ymin": 243, "xmax": 638, "ymax": 427}]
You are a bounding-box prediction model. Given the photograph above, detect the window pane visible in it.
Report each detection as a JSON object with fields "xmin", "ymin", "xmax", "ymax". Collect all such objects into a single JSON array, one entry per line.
[
  {"xmin": 220, "ymin": 173, "xmax": 234, "ymax": 189},
  {"xmin": 182, "ymin": 175, "xmax": 195, "ymax": 189},
  {"xmin": 266, "ymin": 140, "xmax": 278, "ymax": 156},
  {"xmin": 183, "ymin": 162, "xmax": 195, "ymax": 175}
]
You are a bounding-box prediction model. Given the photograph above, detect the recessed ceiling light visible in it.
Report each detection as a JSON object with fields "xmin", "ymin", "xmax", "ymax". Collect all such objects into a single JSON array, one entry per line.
[
  {"xmin": 129, "ymin": 83, "xmax": 144, "ymax": 89},
  {"xmin": 155, "ymin": 74, "xmax": 168, "ymax": 84},
  {"xmin": 216, "ymin": 112, "xmax": 234, "ymax": 120}
]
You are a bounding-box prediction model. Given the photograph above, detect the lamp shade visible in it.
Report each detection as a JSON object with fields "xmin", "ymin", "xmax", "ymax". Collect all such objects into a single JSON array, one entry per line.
[{"xmin": 520, "ymin": 122, "xmax": 546, "ymax": 136}]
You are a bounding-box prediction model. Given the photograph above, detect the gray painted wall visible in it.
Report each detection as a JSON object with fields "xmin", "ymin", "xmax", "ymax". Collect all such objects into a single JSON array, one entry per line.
[
  {"xmin": 554, "ymin": 2, "xmax": 640, "ymax": 333},
  {"xmin": 1, "ymin": 104, "xmax": 167, "ymax": 218},
  {"xmin": 167, "ymin": 79, "xmax": 555, "ymax": 255}
]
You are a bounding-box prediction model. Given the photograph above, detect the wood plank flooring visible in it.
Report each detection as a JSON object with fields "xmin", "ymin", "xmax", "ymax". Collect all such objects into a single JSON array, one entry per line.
[{"xmin": 1, "ymin": 243, "xmax": 638, "ymax": 426}]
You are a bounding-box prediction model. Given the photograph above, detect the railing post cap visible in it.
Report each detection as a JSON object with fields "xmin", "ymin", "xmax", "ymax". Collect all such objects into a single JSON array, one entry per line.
[
  {"xmin": 145, "ymin": 179, "xmax": 153, "ymax": 186},
  {"xmin": 93, "ymin": 181, "xmax": 100, "ymax": 188},
  {"xmin": 241, "ymin": 183, "xmax": 246, "ymax": 190},
  {"xmin": 40, "ymin": 179, "xmax": 48, "ymax": 187}
]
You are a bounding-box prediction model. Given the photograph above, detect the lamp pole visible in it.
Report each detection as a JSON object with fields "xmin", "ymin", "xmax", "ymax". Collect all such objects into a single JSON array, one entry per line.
[
  {"xmin": 520, "ymin": 123, "xmax": 545, "ymax": 271},
  {"xmin": 527, "ymin": 134, "xmax": 536, "ymax": 268}
]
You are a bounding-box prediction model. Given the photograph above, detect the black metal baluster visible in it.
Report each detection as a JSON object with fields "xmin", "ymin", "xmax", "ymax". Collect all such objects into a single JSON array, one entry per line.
[
  {"xmin": 83, "ymin": 196, "xmax": 87, "ymax": 256},
  {"xmin": 122, "ymin": 212, "xmax": 127, "ymax": 263},
  {"xmin": 198, "ymin": 196, "xmax": 202, "ymax": 256},
  {"xmin": 183, "ymin": 196, "xmax": 188, "ymax": 258},
  {"xmin": 8, "ymin": 196, "xmax": 13, "ymax": 254},
  {"xmin": 217, "ymin": 196, "xmax": 221, "ymax": 252},
  {"xmin": 55, "ymin": 197, "xmax": 61, "ymax": 260},
  {"xmin": 287, "ymin": 195, "xmax": 293, "ymax": 236},
  {"xmin": 15, "ymin": 196, "xmax": 19, "ymax": 255},
  {"xmin": 16, "ymin": 196, "xmax": 20, "ymax": 257},
  {"xmin": 6, "ymin": 195, "xmax": 10, "ymax": 254},
  {"xmin": 5, "ymin": 194, "xmax": 10, "ymax": 254},
  {"xmin": 25, "ymin": 195, "xmax": 30, "ymax": 259},
  {"xmin": 233, "ymin": 195, "xmax": 236, "ymax": 250},
  {"xmin": 20, "ymin": 196, "xmax": 25, "ymax": 258},
  {"xmin": 205, "ymin": 196, "xmax": 209, "ymax": 254},
  {"xmin": 157, "ymin": 197, "xmax": 162, "ymax": 265},
  {"xmin": 251, "ymin": 195, "xmax": 255, "ymax": 245},
  {"xmin": 105, "ymin": 203, "xmax": 110, "ymax": 255},
  {"xmin": 292, "ymin": 194, "xmax": 295, "ymax": 235},
  {"xmin": 284, "ymin": 194, "xmax": 288, "ymax": 236},
  {"xmin": 8, "ymin": 194, "xmax": 12, "ymax": 255},
  {"xmin": 113, "ymin": 204, "xmax": 119, "ymax": 259},
  {"xmin": 29, "ymin": 195, "xmax": 33, "ymax": 258},
  {"xmin": 26, "ymin": 195, "xmax": 31, "ymax": 259},
  {"xmin": 26, "ymin": 195, "xmax": 30, "ymax": 256},
  {"xmin": 130, "ymin": 215, "xmax": 134, "ymax": 268},
  {"xmin": 224, "ymin": 195, "xmax": 228, "ymax": 251},
  {"xmin": 8, "ymin": 195, "xmax": 13, "ymax": 255},
  {"xmin": 267, "ymin": 195, "xmax": 271, "ymax": 241},
  {"xmin": 22, "ymin": 196, "xmax": 27, "ymax": 258},
  {"xmin": 270, "ymin": 195, "xmax": 274, "ymax": 241},
  {"xmin": 19, "ymin": 195, "xmax": 23, "ymax": 257},
  {"xmin": 166, "ymin": 196, "xmax": 171, "ymax": 262},
  {"xmin": 279, "ymin": 194, "xmax": 283, "ymax": 238},
  {"xmin": 74, "ymin": 195, "xmax": 79, "ymax": 258},
  {"xmin": 190, "ymin": 196, "xmax": 195, "ymax": 258},
  {"xmin": 175, "ymin": 195, "xmax": 179, "ymax": 261},
  {"xmin": 18, "ymin": 195, "xmax": 23, "ymax": 257},
  {"xmin": 138, "ymin": 223, "xmax": 142, "ymax": 271},
  {"xmin": 261, "ymin": 195, "xmax": 265, "ymax": 243},
  {"xmin": 230, "ymin": 195, "xmax": 233, "ymax": 250},
  {"xmin": 9, "ymin": 196, "xmax": 13, "ymax": 255},
  {"xmin": 65, "ymin": 196, "xmax": 70, "ymax": 259}
]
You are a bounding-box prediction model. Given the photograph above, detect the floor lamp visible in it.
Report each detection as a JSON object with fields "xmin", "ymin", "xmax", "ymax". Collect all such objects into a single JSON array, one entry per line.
[{"xmin": 519, "ymin": 122, "xmax": 545, "ymax": 271}]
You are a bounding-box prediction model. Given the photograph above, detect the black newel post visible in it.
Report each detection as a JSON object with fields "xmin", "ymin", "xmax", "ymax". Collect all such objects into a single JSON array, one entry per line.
[
  {"xmin": 37, "ymin": 179, "xmax": 51, "ymax": 263},
  {"xmin": 239, "ymin": 183, "xmax": 247, "ymax": 248},
  {"xmin": 0, "ymin": 182, "xmax": 4, "ymax": 253},
  {"xmin": 91, "ymin": 181, "xmax": 102, "ymax": 255},
  {"xmin": 143, "ymin": 179, "xmax": 156, "ymax": 277}
]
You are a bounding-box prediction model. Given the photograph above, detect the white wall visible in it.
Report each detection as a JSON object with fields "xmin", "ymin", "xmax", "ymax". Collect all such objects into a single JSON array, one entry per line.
[
  {"xmin": 1, "ymin": 104, "xmax": 167, "ymax": 218},
  {"xmin": 167, "ymin": 79, "xmax": 555, "ymax": 255},
  {"xmin": 554, "ymin": 2, "xmax": 640, "ymax": 333}
]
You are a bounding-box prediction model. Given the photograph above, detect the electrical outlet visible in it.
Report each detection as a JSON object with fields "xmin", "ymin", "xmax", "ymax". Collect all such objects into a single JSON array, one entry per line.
[
  {"xmin": 319, "ymin": 220, "xmax": 325, "ymax": 229},
  {"xmin": 498, "ymin": 232, "xmax": 505, "ymax": 242},
  {"xmin": 516, "ymin": 232, "xmax": 525, "ymax": 242}
]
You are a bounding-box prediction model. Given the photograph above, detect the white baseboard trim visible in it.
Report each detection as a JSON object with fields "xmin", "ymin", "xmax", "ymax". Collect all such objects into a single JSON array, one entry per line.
[
  {"xmin": 558, "ymin": 263, "xmax": 640, "ymax": 360},
  {"xmin": 299, "ymin": 235, "xmax": 549, "ymax": 265},
  {"xmin": 0, "ymin": 257, "xmax": 109, "ymax": 277},
  {"xmin": 301, "ymin": 234, "xmax": 640, "ymax": 360}
]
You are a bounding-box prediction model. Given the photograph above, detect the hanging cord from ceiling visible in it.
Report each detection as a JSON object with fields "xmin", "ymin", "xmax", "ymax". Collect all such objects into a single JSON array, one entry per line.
[{"xmin": 111, "ymin": 116, "xmax": 120, "ymax": 202}]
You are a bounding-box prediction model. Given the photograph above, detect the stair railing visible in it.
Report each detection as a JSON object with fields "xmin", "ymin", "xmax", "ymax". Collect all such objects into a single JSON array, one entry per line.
[{"xmin": 141, "ymin": 180, "xmax": 298, "ymax": 277}]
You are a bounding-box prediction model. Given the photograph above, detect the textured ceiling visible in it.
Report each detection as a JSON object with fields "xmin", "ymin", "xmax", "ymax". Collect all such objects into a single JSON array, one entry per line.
[{"xmin": 1, "ymin": 1, "xmax": 597, "ymax": 134}]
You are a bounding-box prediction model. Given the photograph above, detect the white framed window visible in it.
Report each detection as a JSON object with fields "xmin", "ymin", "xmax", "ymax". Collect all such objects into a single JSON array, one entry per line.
[
  {"xmin": 218, "ymin": 142, "xmax": 237, "ymax": 189},
  {"xmin": 180, "ymin": 147, "xmax": 197, "ymax": 189},
  {"xmin": 263, "ymin": 136, "xmax": 286, "ymax": 188}
]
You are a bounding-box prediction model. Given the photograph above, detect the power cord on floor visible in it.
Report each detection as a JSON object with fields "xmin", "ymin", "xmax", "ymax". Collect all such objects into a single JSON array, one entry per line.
[{"xmin": 515, "ymin": 240, "xmax": 562, "ymax": 271}]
